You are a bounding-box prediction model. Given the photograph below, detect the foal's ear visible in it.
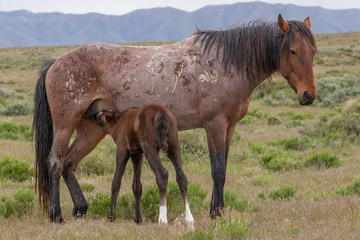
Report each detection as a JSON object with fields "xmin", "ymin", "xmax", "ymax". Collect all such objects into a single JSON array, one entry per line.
[
  {"xmin": 303, "ymin": 17, "xmax": 311, "ymax": 30},
  {"xmin": 105, "ymin": 113, "xmax": 115, "ymax": 124},
  {"xmin": 278, "ymin": 14, "xmax": 290, "ymax": 35}
]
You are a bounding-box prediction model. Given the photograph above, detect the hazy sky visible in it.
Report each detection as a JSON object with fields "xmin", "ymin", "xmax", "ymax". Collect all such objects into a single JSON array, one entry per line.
[{"xmin": 1, "ymin": 0, "xmax": 360, "ymax": 15}]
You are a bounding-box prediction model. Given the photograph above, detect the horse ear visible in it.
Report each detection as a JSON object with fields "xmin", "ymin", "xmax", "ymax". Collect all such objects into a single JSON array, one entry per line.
[
  {"xmin": 105, "ymin": 113, "xmax": 115, "ymax": 124},
  {"xmin": 278, "ymin": 14, "xmax": 290, "ymax": 35},
  {"xmin": 303, "ymin": 17, "xmax": 311, "ymax": 30}
]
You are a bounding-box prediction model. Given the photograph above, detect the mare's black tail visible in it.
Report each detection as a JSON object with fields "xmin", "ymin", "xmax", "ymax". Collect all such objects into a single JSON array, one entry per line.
[{"xmin": 32, "ymin": 58, "xmax": 56, "ymax": 212}]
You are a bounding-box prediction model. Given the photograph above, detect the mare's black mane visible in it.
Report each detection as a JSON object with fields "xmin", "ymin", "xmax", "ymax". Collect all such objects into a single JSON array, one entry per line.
[{"xmin": 194, "ymin": 20, "xmax": 316, "ymax": 82}]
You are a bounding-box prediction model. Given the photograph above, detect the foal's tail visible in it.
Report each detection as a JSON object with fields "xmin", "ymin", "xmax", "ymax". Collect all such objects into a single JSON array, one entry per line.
[
  {"xmin": 154, "ymin": 110, "xmax": 171, "ymax": 151},
  {"xmin": 32, "ymin": 58, "xmax": 56, "ymax": 212}
]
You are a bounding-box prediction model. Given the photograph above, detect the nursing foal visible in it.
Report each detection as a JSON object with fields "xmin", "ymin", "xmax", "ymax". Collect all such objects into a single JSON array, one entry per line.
[{"xmin": 94, "ymin": 104, "xmax": 194, "ymax": 226}]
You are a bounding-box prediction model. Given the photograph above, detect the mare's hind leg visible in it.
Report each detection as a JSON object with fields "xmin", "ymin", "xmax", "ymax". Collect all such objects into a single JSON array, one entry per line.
[
  {"xmin": 108, "ymin": 147, "xmax": 130, "ymax": 221},
  {"xmin": 143, "ymin": 147, "xmax": 169, "ymax": 225},
  {"xmin": 62, "ymin": 119, "xmax": 106, "ymax": 217},
  {"xmin": 131, "ymin": 153, "xmax": 143, "ymax": 223},
  {"xmin": 167, "ymin": 135, "xmax": 194, "ymax": 229},
  {"xmin": 49, "ymin": 128, "xmax": 75, "ymax": 222}
]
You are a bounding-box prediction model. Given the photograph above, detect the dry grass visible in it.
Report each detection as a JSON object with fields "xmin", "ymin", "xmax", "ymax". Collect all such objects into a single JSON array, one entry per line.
[{"xmin": 0, "ymin": 32, "xmax": 360, "ymax": 239}]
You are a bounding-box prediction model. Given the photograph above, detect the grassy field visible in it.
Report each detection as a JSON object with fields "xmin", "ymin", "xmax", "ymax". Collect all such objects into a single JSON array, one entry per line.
[{"xmin": 0, "ymin": 31, "xmax": 360, "ymax": 239}]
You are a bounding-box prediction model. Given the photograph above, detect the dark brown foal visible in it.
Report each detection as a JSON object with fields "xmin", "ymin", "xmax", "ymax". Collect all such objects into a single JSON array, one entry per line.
[{"xmin": 95, "ymin": 105, "xmax": 194, "ymax": 227}]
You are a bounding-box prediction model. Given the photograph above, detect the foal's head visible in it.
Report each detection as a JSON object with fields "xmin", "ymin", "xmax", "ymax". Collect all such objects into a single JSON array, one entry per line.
[
  {"xmin": 277, "ymin": 14, "xmax": 317, "ymax": 105},
  {"xmin": 95, "ymin": 111, "xmax": 122, "ymax": 134}
]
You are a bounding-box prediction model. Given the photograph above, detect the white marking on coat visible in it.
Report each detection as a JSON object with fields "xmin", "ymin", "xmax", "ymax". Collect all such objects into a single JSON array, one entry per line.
[
  {"xmin": 185, "ymin": 203, "xmax": 194, "ymax": 229},
  {"xmin": 158, "ymin": 205, "xmax": 168, "ymax": 225},
  {"xmin": 199, "ymin": 70, "xmax": 218, "ymax": 83}
]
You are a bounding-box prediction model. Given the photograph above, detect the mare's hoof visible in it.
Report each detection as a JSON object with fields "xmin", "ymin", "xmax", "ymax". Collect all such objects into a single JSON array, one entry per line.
[
  {"xmin": 72, "ymin": 206, "xmax": 87, "ymax": 218},
  {"xmin": 210, "ymin": 208, "xmax": 224, "ymax": 220},
  {"xmin": 51, "ymin": 215, "xmax": 65, "ymax": 223},
  {"xmin": 134, "ymin": 216, "xmax": 143, "ymax": 224}
]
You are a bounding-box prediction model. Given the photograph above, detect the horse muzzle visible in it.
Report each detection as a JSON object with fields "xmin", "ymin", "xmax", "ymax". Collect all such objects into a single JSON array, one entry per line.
[{"xmin": 298, "ymin": 91, "xmax": 316, "ymax": 105}]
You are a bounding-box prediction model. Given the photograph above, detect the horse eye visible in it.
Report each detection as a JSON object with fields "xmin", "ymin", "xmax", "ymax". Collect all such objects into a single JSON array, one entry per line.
[{"xmin": 290, "ymin": 49, "xmax": 296, "ymax": 55}]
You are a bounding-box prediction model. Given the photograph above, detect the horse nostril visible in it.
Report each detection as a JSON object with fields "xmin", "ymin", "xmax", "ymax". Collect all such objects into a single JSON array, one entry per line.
[{"xmin": 304, "ymin": 91, "xmax": 311, "ymax": 100}]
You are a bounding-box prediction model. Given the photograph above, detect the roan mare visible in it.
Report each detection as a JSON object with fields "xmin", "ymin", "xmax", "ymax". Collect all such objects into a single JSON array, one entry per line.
[
  {"xmin": 33, "ymin": 14, "xmax": 317, "ymax": 222},
  {"xmin": 93, "ymin": 105, "xmax": 194, "ymax": 227}
]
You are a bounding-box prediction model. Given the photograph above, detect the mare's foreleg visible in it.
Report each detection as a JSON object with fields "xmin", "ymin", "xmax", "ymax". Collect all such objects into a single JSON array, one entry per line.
[
  {"xmin": 108, "ymin": 147, "xmax": 130, "ymax": 221},
  {"xmin": 204, "ymin": 121, "xmax": 229, "ymax": 219},
  {"xmin": 131, "ymin": 153, "xmax": 143, "ymax": 223},
  {"xmin": 62, "ymin": 119, "xmax": 106, "ymax": 218},
  {"xmin": 167, "ymin": 136, "xmax": 194, "ymax": 228}
]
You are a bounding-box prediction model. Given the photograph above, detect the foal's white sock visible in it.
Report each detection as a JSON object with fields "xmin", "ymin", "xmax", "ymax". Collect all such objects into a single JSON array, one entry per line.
[
  {"xmin": 185, "ymin": 204, "xmax": 194, "ymax": 229},
  {"xmin": 158, "ymin": 205, "xmax": 168, "ymax": 225}
]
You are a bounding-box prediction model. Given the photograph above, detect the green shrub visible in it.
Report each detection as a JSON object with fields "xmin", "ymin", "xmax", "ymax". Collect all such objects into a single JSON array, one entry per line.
[
  {"xmin": 238, "ymin": 115, "xmax": 254, "ymax": 125},
  {"xmin": 248, "ymin": 142, "xmax": 265, "ymax": 154},
  {"xmin": 81, "ymin": 183, "xmax": 95, "ymax": 193},
  {"xmin": 0, "ymin": 189, "xmax": 36, "ymax": 218},
  {"xmin": 291, "ymin": 113, "xmax": 313, "ymax": 120},
  {"xmin": 258, "ymin": 192, "xmax": 266, "ymax": 200},
  {"xmin": 0, "ymin": 122, "xmax": 32, "ymax": 141},
  {"xmin": 13, "ymin": 189, "xmax": 36, "ymax": 216},
  {"xmin": 252, "ymin": 173, "xmax": 272, "ymax": 186},
  {"xmin": 116, "ymin": 193, "xmax": 136, "ymax": 220},
  {"xmin": 321, "ymin": 97, "xmax": 334, "ymax": 107},
  {"xmin": 266, "ymin": 116, "xmax": 281, "ymax": 125},
  {"xmin": 336, "ymin": 178, "xmax": 360, "ymax": 196},
  {"xmin": 247, "ymin": 108, "xmax": 264, "ymax": 118},
  {"xmin": 0, "ymin": 195, "xmax": 15, "ymax": 218},
  {"xmin": 76, "ymin": 143, "xmax": 116, "ymax": 176},
  {"xmin": 231, "ymin": 131, "xmax": 241, "ymax": 145},
  {"xmin": 269, "ymin": 185, "xmax": 297, "ymax": 200},
  {"xmin": 286, "ymin": 120, "xmax": 303, "ymax": 128},
  {"xmin": 0, "ymin": 102, "xmax": 32, "ymax": 116},
  {"xmin": 179, "ymin": 130, "xmax": 208, "ymax": 162},
  {"xmin": 264, "ymin": 96, "xmax": 279, "ymax": 107},
  {"xmin": 315, "ymin": 78, "xmax": 360, "ymax": 105},
  {"xmin": 301, "ymin": 100, "xmax": 360, "ymax": 144},
  {"xmin": 272, "ymin": 136, "xmax": 311, "ymax": 151},
  {"xmin": 224, "ymin": 190, "xmax": 259, "ymax": 212},
  {"xmin": 88, "ymin": 193, "xmax": 111, "ymax": 217},
  {"xmin": 181, "ymin": 228, "xmax": 214, "ymax": 240},
  {"xmin": 260, "ymin": 149, "xmax": 302, "ymax": 171},
  {"xmin": 0, "ymin": 156, "xmax": 34, "ymax": 182},
  {"xmin": 213, "ymin": 216, "xmax": 251, "ymax": 240},
  {"xmin": 304, "ymin": 152, "xmax": 340, "ymax": 168}
]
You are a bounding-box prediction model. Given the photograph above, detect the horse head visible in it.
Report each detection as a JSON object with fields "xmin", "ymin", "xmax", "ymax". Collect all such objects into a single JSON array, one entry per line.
[{"xmin": 278, "ymin": 14, "xmax": 317, "ymax": 105}]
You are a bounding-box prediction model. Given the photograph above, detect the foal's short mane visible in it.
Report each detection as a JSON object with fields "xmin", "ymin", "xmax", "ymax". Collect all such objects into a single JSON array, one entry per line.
[{"xmin": 194, "ymin": 20, "xmax": 316, "ymax": 82}]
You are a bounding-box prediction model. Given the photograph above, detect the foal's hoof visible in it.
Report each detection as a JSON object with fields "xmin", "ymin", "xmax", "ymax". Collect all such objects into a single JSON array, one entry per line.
[
  {"xmin": 108, "ymin": 214, "xmax": 115, "ymax": 222},
  {"xmin": 158, "ymin": 218, "xmax": 168, "ymax": 225},
  {"xmin": 186, "ymin": 218, "xmax": 195, "ymax": 230}
]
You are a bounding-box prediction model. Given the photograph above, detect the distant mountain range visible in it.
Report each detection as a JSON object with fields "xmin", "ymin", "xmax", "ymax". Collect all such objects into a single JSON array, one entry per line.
[{"xmin": 1, "ymin": 1, "xmax": 360, "ymax": 48}]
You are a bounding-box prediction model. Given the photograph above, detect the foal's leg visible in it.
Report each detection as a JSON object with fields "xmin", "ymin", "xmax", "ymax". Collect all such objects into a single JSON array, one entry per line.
[
  {"xmin": 204, "ymin": 120, "xmax": 228, "ymax": 219},
  {"xmin": 131, "ymin": 153, "xmax": 143, "ymax": 223},
  {"xmin": 108, "ymin": 147, "xmax": 130, "ymax": 221},
  {"xmin": 143, "ymin": 147, "xmax": 169, "ymax": 225},
  {"xmin": 63, "ymin": 119, "xmax": 106, "ymax": 217},
  {"xmin": 167, "ymin": 135, "xmax": 194, "ymax": 228}
]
